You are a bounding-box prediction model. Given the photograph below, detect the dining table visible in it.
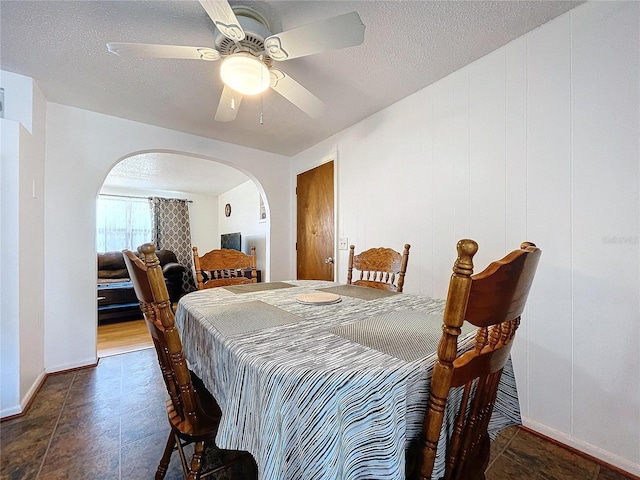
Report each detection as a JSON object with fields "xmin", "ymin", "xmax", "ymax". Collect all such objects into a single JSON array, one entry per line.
[{"xmin": 175, "ymin": 280, "xmax": 521, "ymax": 480}]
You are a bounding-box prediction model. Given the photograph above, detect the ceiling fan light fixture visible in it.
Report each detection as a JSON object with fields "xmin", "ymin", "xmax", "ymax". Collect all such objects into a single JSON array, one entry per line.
[{"xmin": 220, "ymin": 53, "xmax": 270, "ymax": 95}]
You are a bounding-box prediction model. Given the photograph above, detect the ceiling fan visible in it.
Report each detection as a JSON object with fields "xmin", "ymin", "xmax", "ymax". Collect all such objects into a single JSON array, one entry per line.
[{"xmin": 106, "ymin": 0, "xmax": 365, "ymax": 122}]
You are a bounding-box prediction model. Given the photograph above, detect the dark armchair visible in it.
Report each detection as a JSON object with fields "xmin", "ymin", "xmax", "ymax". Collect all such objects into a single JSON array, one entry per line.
[{"xmin": 153, "ymin": 249, "xmax": 187, "ymax": 302}]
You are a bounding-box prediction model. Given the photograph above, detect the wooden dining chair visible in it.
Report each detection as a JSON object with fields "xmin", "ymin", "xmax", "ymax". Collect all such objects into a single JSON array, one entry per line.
[
  {"xmin": 192, "ymin": 246, "xmax": 257, "ymax": 290},
  {"xmin": 410, "ymin": 239, "xmax": 541, "ymax": 480},
  {"xmin": 347, "ymin": 244, "xmax": 410, "ymax": 292},
  {"xmin": 123, "ymin": 243, "xmax": 250, "ymax": 480}
]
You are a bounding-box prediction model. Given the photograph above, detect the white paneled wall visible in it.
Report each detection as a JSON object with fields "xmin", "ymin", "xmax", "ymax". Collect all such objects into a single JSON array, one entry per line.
[
  {"xmin": 570, "ymin": 1, "xmax": 640, "ymax": 463},
  {"xmin": 469, "ymin": 48, "xmax": 507, "ymax": 263},
  {"xmin": 526, "ymin": 12, "xmax": 574, "ymax": 435},
  {"xmin": 292, "ymin": 1, "xmax": 639, "ymax": 474}
]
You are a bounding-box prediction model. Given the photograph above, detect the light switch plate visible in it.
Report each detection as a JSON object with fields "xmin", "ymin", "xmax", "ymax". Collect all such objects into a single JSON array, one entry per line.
[{"xmin": 339, "ymin": 237, "xmax": 348, "ymax": 250}]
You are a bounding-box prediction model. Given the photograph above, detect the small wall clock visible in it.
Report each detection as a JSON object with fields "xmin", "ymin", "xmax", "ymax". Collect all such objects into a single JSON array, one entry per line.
[{"xmin": 224, "ymin": 203, "xmax": 231, "ymax": 217}]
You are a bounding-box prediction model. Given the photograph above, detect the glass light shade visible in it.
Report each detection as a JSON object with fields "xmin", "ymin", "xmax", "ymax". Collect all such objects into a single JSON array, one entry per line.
[{"xmin": 220, "ymin": 53, "xmax": 270, "ymax": 96}]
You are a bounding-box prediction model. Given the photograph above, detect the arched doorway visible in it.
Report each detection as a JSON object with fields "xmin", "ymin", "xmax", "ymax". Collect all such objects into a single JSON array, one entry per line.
[{"xmin": 96, "ymin": 151, "xmax": 270, "ymax": 356}]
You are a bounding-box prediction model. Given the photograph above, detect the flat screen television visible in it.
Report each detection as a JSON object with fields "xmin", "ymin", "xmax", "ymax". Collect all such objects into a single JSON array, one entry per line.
[{"xmin": 221, "ymin": 232, "xmax": 241, "ymax": 251}]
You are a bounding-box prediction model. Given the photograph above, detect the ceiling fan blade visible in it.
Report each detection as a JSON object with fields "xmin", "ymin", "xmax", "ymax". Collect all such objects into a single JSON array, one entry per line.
[
  {"xmin": 269, "ymin": 69, "xmax": 325, "ymax": 118},
  {"xmin": 199, "ymin": 0, "xmax": 245, "ymax": 42},
  {"xmin": 107, "ymin": 43, "xmax": 220, "ymax": 61},
  {"xmin": 215, "ymin": 85, "xmax": 243, "ymax": 122},
  {"xmin": 265, "ymin": 11, "xmax": 365, "ymax": 61}
]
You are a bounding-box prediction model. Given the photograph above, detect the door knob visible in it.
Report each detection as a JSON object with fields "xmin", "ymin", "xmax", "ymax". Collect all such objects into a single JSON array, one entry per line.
[{"xmin": 325, "ymin": 257, "xmax": 334, "ymax": 264}]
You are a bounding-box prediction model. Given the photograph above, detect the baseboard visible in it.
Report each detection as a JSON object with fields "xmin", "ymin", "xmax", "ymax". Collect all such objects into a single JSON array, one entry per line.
[
  {"xmin": 2, "ymin": 359, "xmax": 98, "ymax": 421},
  {"xmin": 1, "ymin": 370, "xmax": 46, "ymax": 421},
  {"xmin": 0, "ymin": 405, "xmax": 22, "ymax": 419},
  {"xmin": 20, "ymin": 370, "xmax": 47, "ymax": 411},
  {"xmin": 522, "ymin": 417, "xmax": 640, "ymax": 478},
  {"xmin": 45, "ymin": 356, "xmax": 97, "ymax": 374}
]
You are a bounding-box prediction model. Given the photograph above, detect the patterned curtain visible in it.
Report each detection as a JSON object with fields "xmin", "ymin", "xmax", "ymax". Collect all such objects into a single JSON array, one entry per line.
[{"xmin": 151, "ymin": 197, "xmax": 197, "ymax": 293}]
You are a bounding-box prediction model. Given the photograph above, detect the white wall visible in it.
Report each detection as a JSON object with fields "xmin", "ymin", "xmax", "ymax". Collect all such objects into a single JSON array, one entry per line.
[
  {"xmin": 0, "ymin": 71, "xmax": 46, "ymax": 417},
  {"xmin": 0, "ymin": 69, "xmax": 34, "ymax": 132},
  {"xmin": 190, "ymin": 194, "xmax": 220, "ymax": 254},
  {"xmin": 291, "ymin": 2, "xmax": 639, "ymax": 474},
  {"xmin": 1, "ymin": 91, "xmax": 288, "ymax": 414},
  {"xmin": 41, "ymin": 104, "xmax": 291, "ymax": 376},
  {"xmin": 1, "ymin": 118, "xmax": 21, "ymax": 416},
  {"xmin": 218, "ymin": 180, "xmax": 268, "ymax": 278},
  {"xmin": 18, "ymin": 74, "xmax": 46, "ymax": 414}
]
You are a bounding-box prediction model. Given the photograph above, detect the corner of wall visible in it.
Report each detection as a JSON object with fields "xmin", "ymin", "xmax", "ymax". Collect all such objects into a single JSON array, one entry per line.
[
  {"xmin": 0, "ymin": 70, "xmax": 35, "ymax": 133},
  {"xmin": 0, "ymin": 70, "xmax": 47, "ymax": 416}
]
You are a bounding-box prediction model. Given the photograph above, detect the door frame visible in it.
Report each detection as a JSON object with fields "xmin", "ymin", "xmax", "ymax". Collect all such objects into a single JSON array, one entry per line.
[{"xmin": 294, "ymin": 154, "xmax": 338, "ymax": 280}]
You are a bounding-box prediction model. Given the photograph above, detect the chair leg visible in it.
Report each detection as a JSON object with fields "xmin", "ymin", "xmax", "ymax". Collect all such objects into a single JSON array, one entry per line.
[
  {"xmin": 187, "ymin": 441, "xmax": 205, "ymax": 480},
  {"xmin": 156, "ymin": 431, "xmax": 177, "ymax": 480}
]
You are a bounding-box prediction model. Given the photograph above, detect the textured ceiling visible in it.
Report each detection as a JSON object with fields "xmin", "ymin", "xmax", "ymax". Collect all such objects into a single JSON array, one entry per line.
[
  {"xmin": 1, "ymin": 0, "xmax": 582, "ymax": 158},
  {"xmin": 102, "ymin": 153, "xmax": 251, "ymax": 196}
]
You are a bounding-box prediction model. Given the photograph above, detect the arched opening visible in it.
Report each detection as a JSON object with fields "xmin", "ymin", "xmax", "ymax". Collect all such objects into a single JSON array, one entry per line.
[{"xmin": 96, "ymin": 150, "xmax": 270, "ymax": 356}]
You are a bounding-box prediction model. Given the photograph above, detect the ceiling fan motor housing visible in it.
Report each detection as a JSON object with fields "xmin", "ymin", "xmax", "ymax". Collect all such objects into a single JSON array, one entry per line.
[{"xmin": 214, "ymin": 9, "xmax": 273, "ymax": 66}]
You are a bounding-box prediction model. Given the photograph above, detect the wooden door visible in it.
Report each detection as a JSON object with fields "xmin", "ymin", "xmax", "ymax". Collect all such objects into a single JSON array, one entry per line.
[{"xmin": 297, "ymin": 161, "xmax": 334, "ymax": 280}]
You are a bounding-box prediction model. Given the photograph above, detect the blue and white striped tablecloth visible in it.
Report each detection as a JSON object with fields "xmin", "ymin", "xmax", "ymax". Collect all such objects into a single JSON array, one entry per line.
[{"xmin": 175, "ymin": 280, "xmax": 521, "ymax": 480}]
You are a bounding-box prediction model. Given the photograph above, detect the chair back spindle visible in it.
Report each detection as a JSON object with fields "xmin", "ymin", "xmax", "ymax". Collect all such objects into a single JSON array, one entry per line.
[
  {"xmin": 415, "ymin": 239, "xmax": 541, "ymax": 480},
  {"xmin": 123, "ymin": 242, "xmax": 250, "ymax": 479},
  {"xmin": 193, "ymin": 246, "xmax": 257, "ymax": 290},
  {"xmin": 347, "ymin": 244, "xmax": 410, "ymax": 292},
  {"xmin": 124, "ymin": 245, "xmax": 203, "ymax": 430}
]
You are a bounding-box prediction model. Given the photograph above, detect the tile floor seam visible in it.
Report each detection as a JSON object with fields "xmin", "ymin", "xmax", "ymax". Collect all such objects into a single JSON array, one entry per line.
[
  {"xmin": 486, "ymin": 452, "xmax": 500, "ymax": 476},
  {"xmin": 486, "ymin": 426, "xmax": 520, "ymax": 472},
  {"xmin": 35, "ymin": 370, "xmax": 76, "ymax": 479},
  {"xmin": 495, "ymin": 430, "xmax": 550, "ymax": 480},
  {"xmin": 498, "ymin": 438, "xmax": 602, "ymax": 480}
]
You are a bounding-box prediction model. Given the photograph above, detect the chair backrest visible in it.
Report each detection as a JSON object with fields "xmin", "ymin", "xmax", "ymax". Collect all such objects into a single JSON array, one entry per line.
[
  {"xmin": 416, "ymin": 239, "xmax": 541, "ymax": 480},
  {"xmin": 346, "ymin": 244, "xmax": 410, "ymax": 292},
  {"xmin": 123, "ymin": 243, "xmax": 202, "ymax": 431},
  {"xmin": 192, "ymin": 246, "xmax": 257, "ymax": 290}
]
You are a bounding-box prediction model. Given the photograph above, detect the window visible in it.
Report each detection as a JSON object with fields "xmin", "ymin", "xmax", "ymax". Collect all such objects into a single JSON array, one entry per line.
[{"xmin": 96, "ymin": 195, "xmax": 152, "ymax": 252}]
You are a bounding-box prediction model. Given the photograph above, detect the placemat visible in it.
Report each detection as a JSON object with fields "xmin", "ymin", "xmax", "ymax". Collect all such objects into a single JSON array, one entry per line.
[
  {"xmin": 330, "ymin": 310, "xmax": 475, "ymax": 363},
  {"xmin": 318, "ymin": 284, "xmax": 399, "ymax": 300},
  {"xmin": 200, "ymin": 300, "xmax": 303, "ymax": 337},
  {"xmin": 223, "ymin": 282, "xmax": 296, "ymax": 294}
]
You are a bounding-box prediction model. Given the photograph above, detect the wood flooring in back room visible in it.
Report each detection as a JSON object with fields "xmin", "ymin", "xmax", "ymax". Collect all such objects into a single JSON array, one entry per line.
[{"xmin": 97, "ymin": 318, "xmax": 153, "ymax": 357}]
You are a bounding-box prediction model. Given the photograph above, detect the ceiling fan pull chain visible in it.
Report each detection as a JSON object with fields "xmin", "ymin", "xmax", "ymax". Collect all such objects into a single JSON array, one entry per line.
[{"xmin": 260, "ymin": 54, "xmax": 265, "ymax": 125}]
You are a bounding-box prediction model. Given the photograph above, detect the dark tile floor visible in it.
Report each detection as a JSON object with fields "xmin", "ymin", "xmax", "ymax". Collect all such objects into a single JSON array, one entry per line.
[{"xmin": 0, "ymin": 348, "xmax": 636, "ymax": 480}]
